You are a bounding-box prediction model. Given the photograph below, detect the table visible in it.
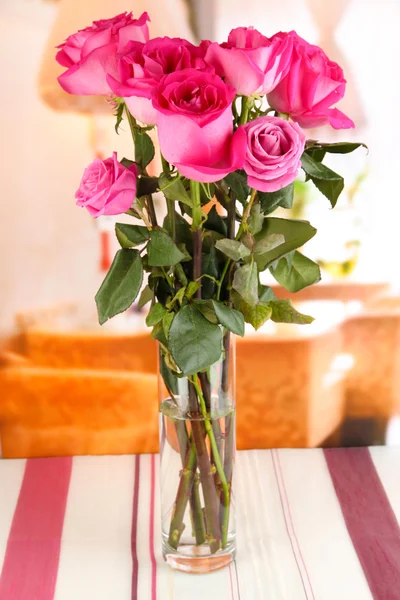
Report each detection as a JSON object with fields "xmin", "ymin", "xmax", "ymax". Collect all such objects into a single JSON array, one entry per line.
[{"xmin": 0, "ymin": 448, "xmax": 400, "ymax": 600}]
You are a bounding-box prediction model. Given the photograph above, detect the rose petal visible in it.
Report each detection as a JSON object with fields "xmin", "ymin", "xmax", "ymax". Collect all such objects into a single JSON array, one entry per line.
[
  {"xmin": 175, "ymin": 126, "xmax": 247, "ymax": 183},
  {"xmin": 125, "ymin": 96, "xmax": 158, "ymax": 125},
  {"xmin": 205, "ymin": 43, "xmax": 264, "ymax": 96},
  {"xmin": 58, "ymin": 43, "xmax": 118, "ymax": 95}
]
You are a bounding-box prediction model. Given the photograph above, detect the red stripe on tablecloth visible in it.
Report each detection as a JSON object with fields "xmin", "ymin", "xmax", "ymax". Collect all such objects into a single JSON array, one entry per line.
[
  {"xmin": 271, "ymin": 450, "xmax": 309, "ymax": 599},
  {"xmin": 149, "ymin": 455, "xmax": 157, "ymax": 600},
  {"xmin": 0, "ymin": 457, "xmax": 72, "ymax": 600},
  {"xmin": 324, "ymin": 447, "xmax": 400, "ymax": 600},
  {"xmin": 131, "ymin": 455, "xmax": 141, "ymax": 600}
]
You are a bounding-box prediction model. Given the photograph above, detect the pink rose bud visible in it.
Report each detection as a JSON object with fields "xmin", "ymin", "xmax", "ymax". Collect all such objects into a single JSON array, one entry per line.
[
  {"xmin": 75, "ymin": 153, "xmax": 137, "ymax": 217},
  {"xmin": 56, "ymin": 12, "xmax": 150, "ymax": 96},
  {"xmin": 243, "ymin": 116, "xmax": 306, "ymax": 192},
  {"xmin": 152, "ymin": 69, "xmax": 247, "ymax": 183},
  {"xmin": 205, "ymin": 28, "xmax": 293, "ymax": 96},
  {"xmin": 107, "ymin": 37, "xmax": 210, "ymax": 125},
  {"xmin": 267, "ymin": 32, "xmax": 354, "ymax": 130}
]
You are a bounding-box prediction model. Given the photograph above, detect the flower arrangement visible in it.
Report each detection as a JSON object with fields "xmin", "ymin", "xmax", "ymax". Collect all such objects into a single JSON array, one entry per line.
[{"xmin": 57, "ymin": 12, "xmax": 364, "ymax": 571}]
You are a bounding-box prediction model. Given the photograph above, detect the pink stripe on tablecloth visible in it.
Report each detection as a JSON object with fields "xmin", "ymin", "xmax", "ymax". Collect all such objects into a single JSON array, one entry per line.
[
  {"xmin": 131, "ymin": 455, "xmax": 141, "ymax": 600},
  {"xmin": 324, "ymin": 447, "xmax": 400, "ymax": 600},
  {"xmin": 233, "ymin": 560, "xmax": 241, "ymax": 600},
  {"xmin": 271, "ymin": 450, "xmax": 309, "ymax": 599},
  {"xmin": 275, "ymin": 450, "xmax": 315, "ymax": 600},
  {"xmin": 0, "ymin": 457, "xmax": 72, "ymax": 600},
  {"xmin": 149, "ymin": 455, "xmax": 157, "ymax": 600}
]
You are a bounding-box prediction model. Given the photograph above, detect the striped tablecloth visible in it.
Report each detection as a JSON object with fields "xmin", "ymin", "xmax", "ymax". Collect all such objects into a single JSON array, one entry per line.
[{"xmin": 1, "ymin": 447, "xmax": 400, "ymax": 600}]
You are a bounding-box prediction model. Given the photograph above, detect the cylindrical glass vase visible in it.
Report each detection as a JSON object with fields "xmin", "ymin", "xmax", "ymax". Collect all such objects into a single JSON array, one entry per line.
[{"xmin": 159, "ymin": 332, "xmax": 236, "ymax": 574}]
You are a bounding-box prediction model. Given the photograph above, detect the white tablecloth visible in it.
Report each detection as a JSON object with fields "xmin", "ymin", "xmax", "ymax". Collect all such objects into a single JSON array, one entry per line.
[{"xmin": 1, "ymin": 448, "xmax": 400, "ymax": 600}]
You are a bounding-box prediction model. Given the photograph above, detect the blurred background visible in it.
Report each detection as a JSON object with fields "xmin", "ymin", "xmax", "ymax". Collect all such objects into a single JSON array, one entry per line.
[{"xmin": 1, "ymin": 0, "xmax": 400, "ymax": 458}]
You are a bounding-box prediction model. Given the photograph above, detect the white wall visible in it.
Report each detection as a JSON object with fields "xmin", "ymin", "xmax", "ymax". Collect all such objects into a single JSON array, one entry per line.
[
  {"xmin": 215, "ymin": 0, "xmax": 400, "ymax": 282},
  {"xmin": 0, "ymin": 0, "xmax": 133, "ymax": 334}
]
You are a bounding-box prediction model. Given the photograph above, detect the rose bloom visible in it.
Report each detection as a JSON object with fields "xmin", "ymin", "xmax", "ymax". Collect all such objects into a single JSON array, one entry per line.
[
  {"xmin": 75, "ymin": 152, "xmax": 137, "ymax": 217},
  {"xmin": 107, "ymin": 37, "xmax": 210, "ymax": 125},
  {"xmin": 205, "ymin": 27, "xmax": 293, "ymax": 96},
  {"xmin": 152, "ymin": 69, "xmax": 246, "ymax": 183},
  {"xmin": 242, "ymin": 116, "xmax": 306, "ymax": 192},
  {"xmin": 267, "ymin": 33, "xmax": 354, "ymax": 130},
  {"xmin": 57, "ymin": 12, "xmax": 150, "ymax": 96}
]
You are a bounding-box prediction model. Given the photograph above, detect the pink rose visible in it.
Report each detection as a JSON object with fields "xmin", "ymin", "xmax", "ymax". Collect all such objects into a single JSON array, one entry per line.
[
  {"xmin": 107, "ymin": 37, "xmax": 209, "ymax": 125},
  {"xmin": 152, "ymin": 69, "xmax": 246, "ymax": 183},
  {"xmin": 57, "ymin": 12, "xmax": 150, "ymax": 96},
  {"xmin": 75, "ymin": 152, "xmax": 137, "ymax": 217},
  {"xmin": 243, "ymin": 116, "xmax": 306, "ymax": 192},
  {"xmin": 267, "ymin": 33, "xmax": 354, "ymax": 130},
  {"xmin": 204, "ymin": 28, "xmax": 293, "ymax": 96}
]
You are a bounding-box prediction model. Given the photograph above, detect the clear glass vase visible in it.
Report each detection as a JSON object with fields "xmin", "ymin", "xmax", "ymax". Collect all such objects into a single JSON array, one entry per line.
[{"xmin": 159, "ymin": 332, "xmax": 236, "ymax": 574}]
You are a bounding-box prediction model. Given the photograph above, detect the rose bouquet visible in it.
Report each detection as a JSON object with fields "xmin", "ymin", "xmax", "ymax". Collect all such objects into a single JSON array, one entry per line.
[{"xmin": 57, "ymin": 12, "xmax": 364, "ymax": 573}]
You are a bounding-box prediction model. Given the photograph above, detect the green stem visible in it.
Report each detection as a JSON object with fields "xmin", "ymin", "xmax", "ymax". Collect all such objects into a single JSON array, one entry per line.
[
  {"xmin": 173, "ymin": 421, "xmax": 206, "ymax": 546},
  {"xmin": 191, "ymin": 473, "xmax": 206, "ymax": 544},
  {"xmin": 216, "ymin": 192, "xmax": 236, "ymax": 301},
  {"xmin": 188, "ymin": 383, "xmax": 221, "ymax": 553},
  {"xmin": 168, "ymin": 442, "xmax": 197, "ymax": 549},
  {"xmin": 191, "ymin": 375, "xmax": 230, "ymax": 548},
  {"xmin": 124, "ymin": 104, "xmax": 157, "ymax": 228},
  {"xmin": 125, "ymin": 104, "xmax": 137, "ymax": 142},
  {"xmin": 167, "ymin": 199, "xmax": 176, "ymax": 241},
  {"xmin": 239, "ymin": 96, "xmax": 250, "ymax": 125},
  {"xmin": 236, "ymin": 188, "xmax": 257, "ymax": 240},
  {"xmin": 190, "ymin": 180, "xmax": 202, "ymax": 231},
  {"xmin": 217, "ymin": 260, "xmax": 230, "ymax": 301}
]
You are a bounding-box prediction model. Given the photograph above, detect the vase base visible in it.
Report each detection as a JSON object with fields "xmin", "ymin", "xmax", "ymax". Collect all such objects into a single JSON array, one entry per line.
[{"xmin": 162, "ymin": 538, "xmax": 236, "ymax": 574}]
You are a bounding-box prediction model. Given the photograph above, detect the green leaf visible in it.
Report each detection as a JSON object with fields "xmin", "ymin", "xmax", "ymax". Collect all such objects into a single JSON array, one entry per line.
[
  {"xmin": 167, "ymin": 286, "xmax": 186, "ymax": 309},
  {"xmin": 305, "ymin": 148, "xmax": 326, "ymax": 163},
  {"xmin": 176, "ymin": 243, "xmax": 191, "ymax": 262},
  {"xmin": 254, "ymin": 217, "xmax": 317, "ymax": 271},
  {"xmin": 215, "ymin": 239, "xmax": 251, "ymax": 261},
  {"xmin": 168, "ymin": 305, "xmax": 223, "ymax": 376},
  {"xmin": 135, "ymin": 131, "xmax": 155, "ymax": 169},
  {"xmin": 308, "ymin": 142, "xmax": 368, "ymax": 155},
  {"xmin": 269, "ymin": 299, "xmax": 314, "ymax": 324},
  {"xmin": 163, "ymin": 211, "xmax": 192, "ymax": 252},
  {"xmin": 301, "ymin": 153, "xmax": 344, "ymax": 208},
  {"xmin": 248, "ymin": 203, "xmax": 264, "ymax": 235},
  {"xmin": 114, "ymin": 102, "xmax": 124, "ymax": 134},
  {"xmin": 115, "ymin": 223, "xmax": 149, "ymax": 248},
  {"xmin": 259, "ymin": 285, "xmax": 276, "ymax": 303},
  {"xmin": 137, "ymin": 176, "xmax": 159, "ymax": 197},
  {"xmin": 271, "ymin": 251, "xmax": 321, "ymax": 292},
  {"xmin": 147, "ymin": 230, "xmax": 186, "ymax": 267},
  {"xmin": 95, "ymin": 249, "xmax": 143, "ymax": 325},
  {"xmin": 160, "ymin": 353, "xmax": 178, "ymax": 395},
  {"xmin": 193, "ymin": 299, "xmax": 218, "ymax": 324},
  {"xmin": 120, "ymin": 157, "xmax": 135, "ymax": 169},
  {"xmin": 232, "ymin": 262, "xmax": 258, "ymax": 306},
  {"xmin": 212, "ymin": 300, "xmax": 245, "ymax": 336},
  {"xmin": 204, "ymin": 206, "xmax": 227, "ymax": 236},
  {"xmin": 259, "ymin": 183, "xmax": 294, "ymax": 215},
  {"xmin": 186, "ymin": 281, "xmax": 200, "ymax": 299},
  {"xmin": 137, "ymin": 284, "xmax": 153, "ymax": 309},
  {"xmin": 151, "ymin": 322, "xmax": 167, "ymax": 346},
  {"xmin": 233, "ymin": 292, "xmax": 272, "ymax": 331},
  {"xmin": 201, "ymin": 243, "xmax": 218, "ymax": 299},
  {"xmin": 159, "ymin": 174, "xmax": 193, "ymax": 207},
  {"xmin": 162, "ymin": 311, "xmax": 175, "ymax": 339},
  {"xmin": 224, "ymin": 170, "xmax": 249, "ymax": 203},
  {"xmin": 145, "ymin": 303, "xmax": 167, "ymax": 326},
  {"xmin": 253, "ymin": 234, "xmax": 285, "ymax": 269}
]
